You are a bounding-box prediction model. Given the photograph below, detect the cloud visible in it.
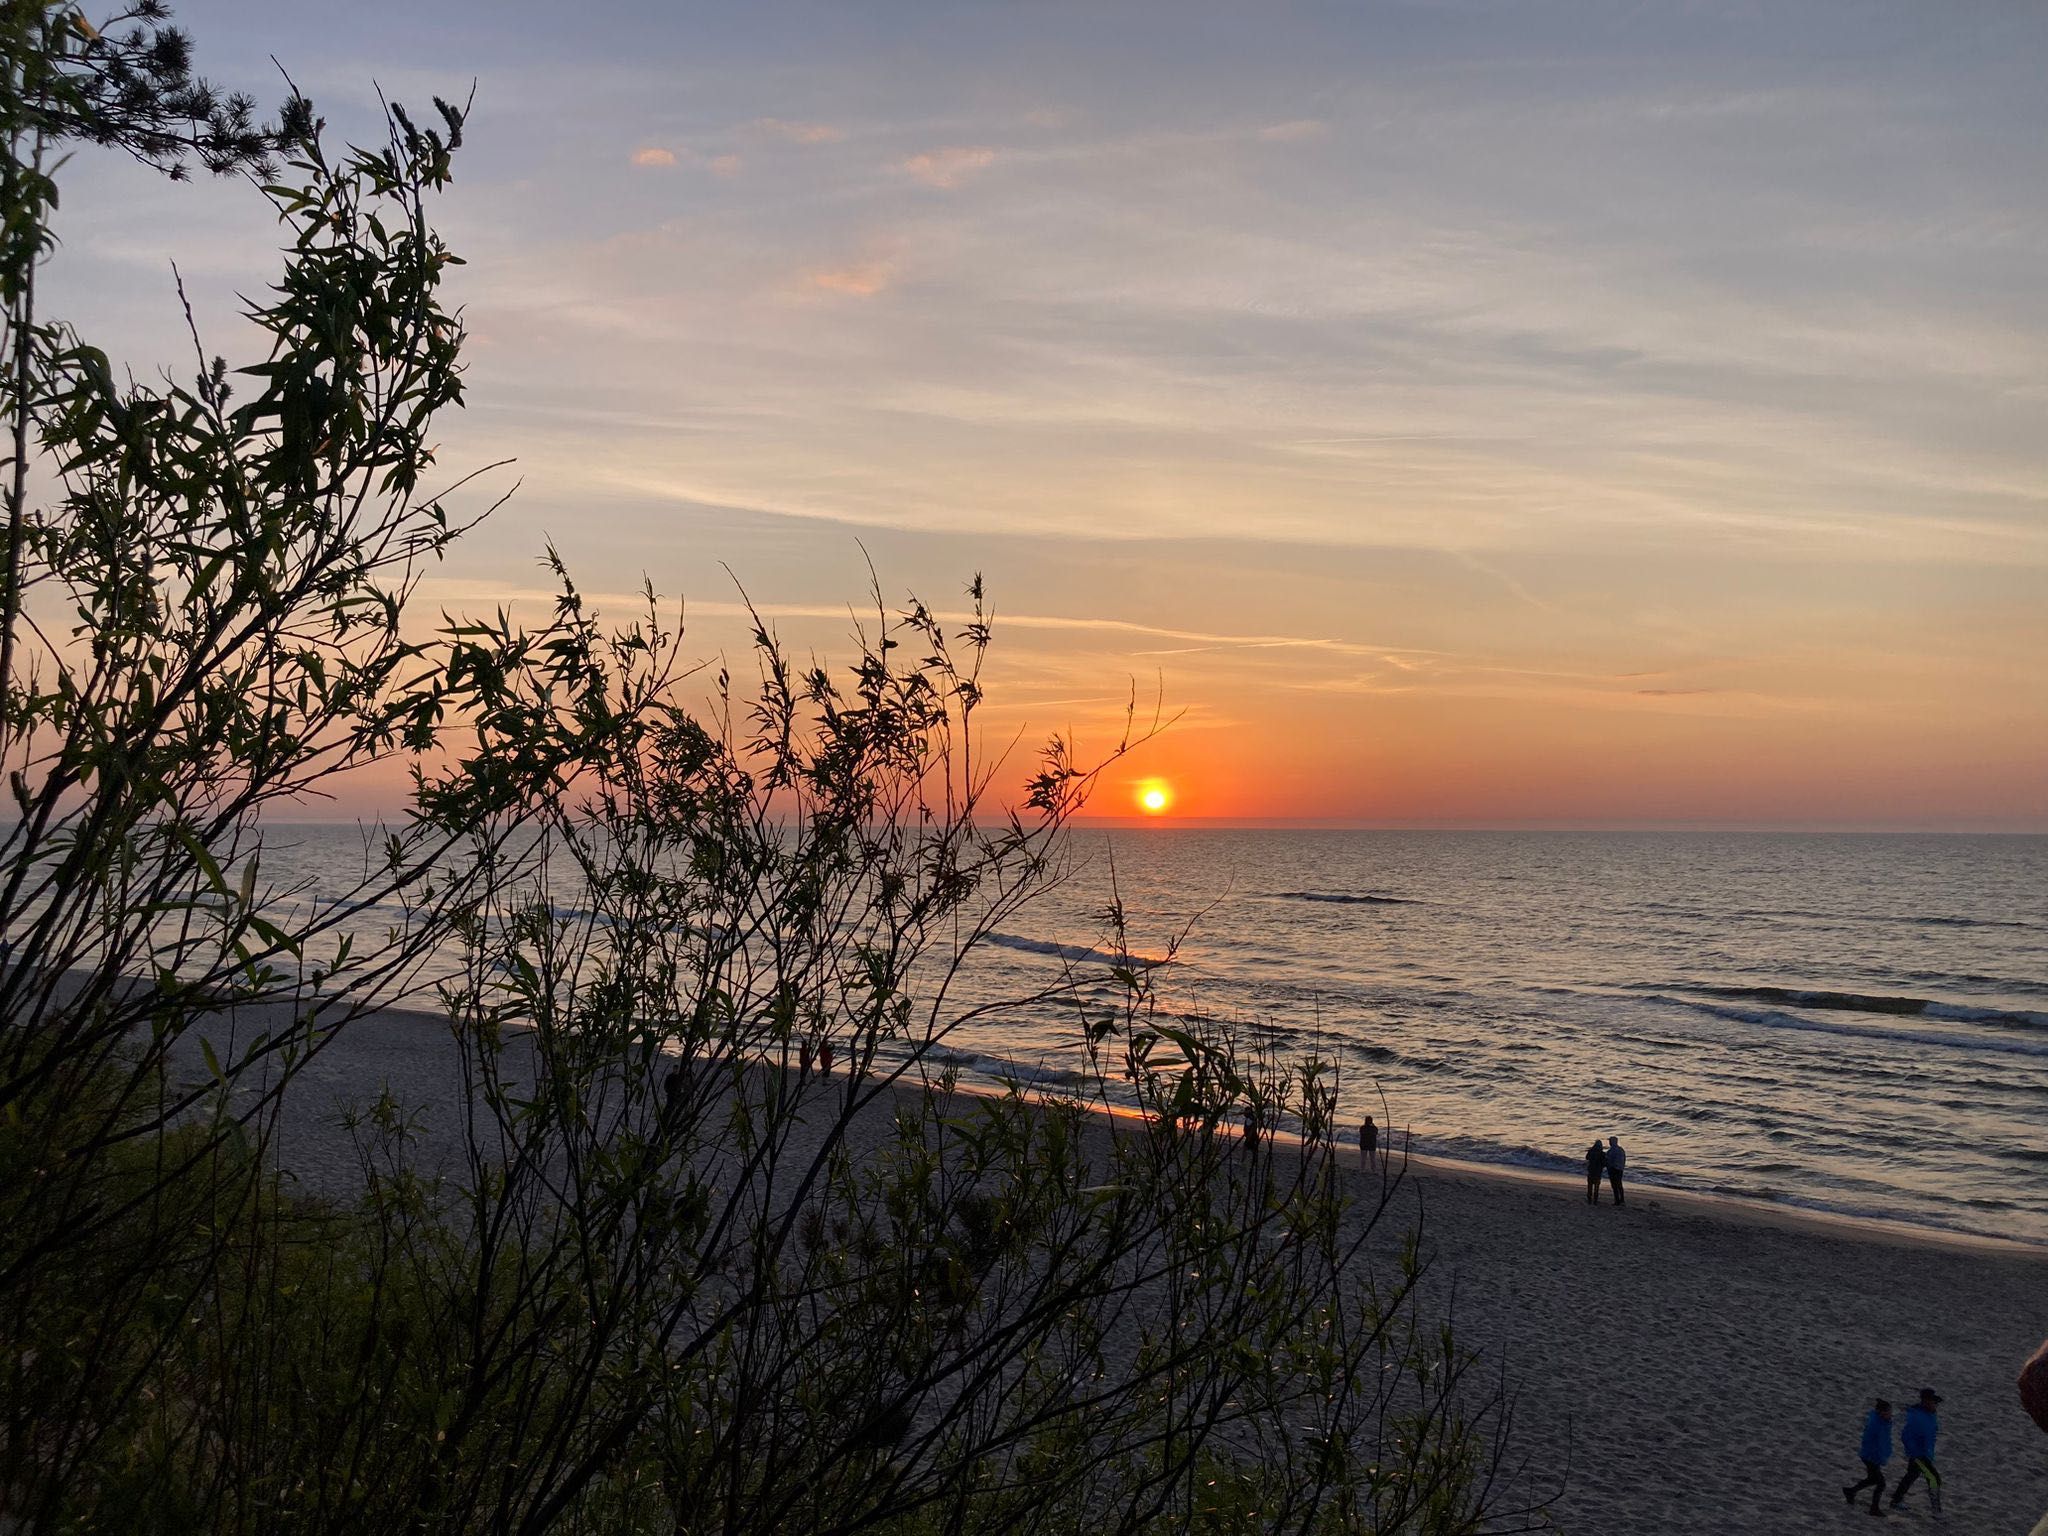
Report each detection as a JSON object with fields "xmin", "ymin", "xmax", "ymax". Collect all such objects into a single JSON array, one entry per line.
[
  {"xmin": 753, "ymin": 118, "xmax": 843, "ymax": 144},
  {"xmin": 900, "ymin": 145, "xmax": 996, "ymax": 189},
  {"xmin": 406, "ymin": 582, "xmax": 1436, "ymax": 666},
  {"xmin": 632, "ymin": 145, "xmax": 742, "ymax": 176},
  {"xmin": 991, "ymin": 613, "xmax": 1440, "ymax": 660},
  {"xmin": 1256, "ymin": 119, "xmax": 1327, "ymax": 143},
  {"xmin": 807, "ymin": 258, "xmax": 894, "ymax": 297}
]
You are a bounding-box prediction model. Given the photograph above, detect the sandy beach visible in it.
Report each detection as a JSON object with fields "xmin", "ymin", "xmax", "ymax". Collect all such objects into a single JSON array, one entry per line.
[
  {"xmin": 1377, "ymin": 1156, "xmax": 2048, "ymax": 1532},
  {"xmin": 217, "ymin": 1004, "xmax": 2048, "ymax": 1535}
]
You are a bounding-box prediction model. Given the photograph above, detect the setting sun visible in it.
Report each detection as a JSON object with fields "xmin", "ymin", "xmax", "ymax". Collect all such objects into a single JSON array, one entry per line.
[{"xmin": 20, "ymin": 7, "xmax": 2048, "ymax": 1536}]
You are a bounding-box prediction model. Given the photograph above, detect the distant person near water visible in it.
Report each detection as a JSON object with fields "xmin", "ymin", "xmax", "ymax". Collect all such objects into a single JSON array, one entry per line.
[
  {"xmin": 1890, "ymin": 1388, "xmax": 1942, "ymax": 1513},
  {"xmin": 1584, "ymin": 1138, "xmax": 1606, "ymax": 1204},
  {"xmin": 1606, "ymin": 1136, "xmax": 1626, "ymax": 1205},
  {"xmin": 1843, "ymin": 1398, "xmax": 1892, "ymax": 1515},
  {"xmin": 1360, "ymin": 1115, "xmax": 1378, "ymax": 1168}
]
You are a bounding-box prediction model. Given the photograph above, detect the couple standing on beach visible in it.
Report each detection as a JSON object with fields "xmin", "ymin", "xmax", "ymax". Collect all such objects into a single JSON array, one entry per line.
[
  {"xmin": 1843, "ymin": 1388, "xmax": 1943, "ymax": 1516},
  {"xmin": 1583, "ymin": 1136, "xmax": 1625, "ymax": 1204}
]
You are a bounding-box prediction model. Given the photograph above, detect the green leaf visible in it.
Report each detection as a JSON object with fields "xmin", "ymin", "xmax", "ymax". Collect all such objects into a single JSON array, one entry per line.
[{"xmin": 174, "ymin": 824, "xmax": 230, "ymax": 897}]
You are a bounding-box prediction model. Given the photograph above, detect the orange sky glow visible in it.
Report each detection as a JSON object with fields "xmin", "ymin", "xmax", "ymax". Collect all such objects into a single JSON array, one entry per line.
[{"xmin": 54, "ymin": 1, "xmax": 2048, "ymax": 831}]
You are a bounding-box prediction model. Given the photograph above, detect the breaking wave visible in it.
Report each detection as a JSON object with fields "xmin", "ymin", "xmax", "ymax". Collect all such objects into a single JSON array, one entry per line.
[
  {"xmin": 982, "ymin": 932, "xmax": 1171, "ymax": 969},
  {"xmin": 1650, "ymin": 994, "xmax": 2048, "ymax": 1060},
  {"xmin": 1273, "ymin": 891, "xmax": 1422, "ymax": 907},
  {"xmin": 1683, "ymin": 983, "xmax": 2047, "ymax": 1031}
]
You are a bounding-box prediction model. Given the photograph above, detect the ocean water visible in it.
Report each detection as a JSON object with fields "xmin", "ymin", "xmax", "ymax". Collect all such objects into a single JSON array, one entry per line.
[{"xmin": 258, "ymin": 826, "xmax": 2048, "ymax": 1245}]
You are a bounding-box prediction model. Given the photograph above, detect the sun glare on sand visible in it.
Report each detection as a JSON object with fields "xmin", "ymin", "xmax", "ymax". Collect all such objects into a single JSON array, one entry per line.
[{"xmin": 1137, "ymin": 781, "xmax": 1173, "ymax": 815}]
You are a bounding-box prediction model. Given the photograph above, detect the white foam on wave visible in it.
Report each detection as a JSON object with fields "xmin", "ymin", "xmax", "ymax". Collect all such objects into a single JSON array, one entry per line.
[
  {"xmin": 1923, "ymin": 999, "xmax": 2048, "ymax": 1029},
  {"xmin": 1411, "ymin": 1137, "xmax": 2048, "ymax": 1247},
  {"xmin": 915, "ymin": 1044, "xmax": 1093, "ymax": 1090},
  {"xmin": 1651, "ymin": 993, "xmax": 2048, "ymax": 1060},
  {"xmin": 1678, "ymin": 982, "xmax": 2048, "ymax": 1031}
]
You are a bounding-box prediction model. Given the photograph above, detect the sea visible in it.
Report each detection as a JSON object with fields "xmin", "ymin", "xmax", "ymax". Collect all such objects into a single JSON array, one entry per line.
[{"xmin": 260, "ymin": 826, "xmax": 2048, "ymax": 1246}]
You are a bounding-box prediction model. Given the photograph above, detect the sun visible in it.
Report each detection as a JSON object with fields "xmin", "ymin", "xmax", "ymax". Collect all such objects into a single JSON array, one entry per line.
[{"xmin": 1136, "ymin": 780, "xmax": 1173, "ymax": 815}]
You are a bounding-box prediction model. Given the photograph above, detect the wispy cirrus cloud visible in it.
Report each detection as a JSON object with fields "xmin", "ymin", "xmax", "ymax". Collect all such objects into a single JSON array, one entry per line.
[
  {"xmin": 900, "ymin": 145, "xmax": 996, "ymax": 189},
  {"xmin": 752, "ymin": 117, "xmax": 844, "ymax": 144},
  {"xmin": 805, "ymin": 257, "xmax": 894, "ymax": 296},
  {"xmin": 407, "ymin": 580, "xmax": 1437, "ymax": 664},
  {"xmin": 629, "ymin": 145, "xmax": 741, "ymax": 176},
  {"xmin": 1256, "ymin": 119, "xmax": 1327, "ymax": 142},
  {"xmin": 989, "ymin": 613, "xmax": 1439, "ymax": 658},
  {"xmin": 198, "ymin": 1, "xmax": 2044, "ymax": 824}
]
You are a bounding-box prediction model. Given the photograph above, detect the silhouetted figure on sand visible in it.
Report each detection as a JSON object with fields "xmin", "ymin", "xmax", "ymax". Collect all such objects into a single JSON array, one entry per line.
[
  {"xmin": 1584, "ymin": 1138, "xmax": 1606, "ymax": 1204},
  {"xmin": 818, "ymin": 1036, "xmax": 834, "ymax": 1076},
  {"xmin": 1891, "ymin": 1388, "xmax": 1942, "ymax": 1513},
  {"xmin": 1606, "ymin": 1136, "xmax": 1627, "ymax": 1205},
  {"xmin": 1843, "ymin": 1397, "xmax": 1892, "ymax": 1515},
  {"xmin": 1360, "ymin": 1115, "xmax": 1377, "ymax": 1168}
]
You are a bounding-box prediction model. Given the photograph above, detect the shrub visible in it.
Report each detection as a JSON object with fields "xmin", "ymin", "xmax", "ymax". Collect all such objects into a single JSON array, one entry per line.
[{"xmin": 0, "ymin": 8, "xmax": 1532, "ymax": 1531}]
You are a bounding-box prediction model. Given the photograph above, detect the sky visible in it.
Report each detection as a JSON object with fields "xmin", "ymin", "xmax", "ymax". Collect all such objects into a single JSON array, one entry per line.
[{"xmin": 47, "ymin": 0, "xmax": 2048, "ymax": 827}]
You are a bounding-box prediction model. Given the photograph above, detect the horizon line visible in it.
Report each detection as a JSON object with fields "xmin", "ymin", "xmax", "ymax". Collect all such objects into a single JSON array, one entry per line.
[
  {"xmin": 241, "ymin": 813, "xmax": 2047, "ymax": 836},
  {"xmin": 1068, "ymin": 817, "xmax": 2048, "ymax": 834}
]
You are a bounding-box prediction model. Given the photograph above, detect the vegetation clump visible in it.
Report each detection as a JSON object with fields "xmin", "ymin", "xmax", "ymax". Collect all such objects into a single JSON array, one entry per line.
[{"xmin": 0, "ymin": 7, "xmax": 1529, "ymax": 1531}]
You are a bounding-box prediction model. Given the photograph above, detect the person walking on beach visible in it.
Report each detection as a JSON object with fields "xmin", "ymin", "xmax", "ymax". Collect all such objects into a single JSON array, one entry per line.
[
  {"xmin": 1890, "ymin": 1388, "xmax": 1942, "ymax": 1513},
  {"xmin": 1843, "ymin": 1398, "xmax": 1893, "ymax": 1515},
  {"xmin": 1606, "ymin": 1135, "xmax": 1627, "ymax": 1205},
  {"xmin": 1360, "ymin": 1115, "xmax": 1378, "ymax": 1169},
  {"xmin": 1584, "ymin": 1138, "xmax": 1606, "ymax": 1204}
]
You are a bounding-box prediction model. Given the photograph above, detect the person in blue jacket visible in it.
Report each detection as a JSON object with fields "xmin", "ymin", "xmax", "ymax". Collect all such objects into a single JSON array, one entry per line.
[
  {"xmin": 1890, "ymin": 1387, "xmax": 1942, "ymax": 1513},
  {"xmin": 1842, "ymin": 1399, "xmax": 1892, "ymax": 1514}
]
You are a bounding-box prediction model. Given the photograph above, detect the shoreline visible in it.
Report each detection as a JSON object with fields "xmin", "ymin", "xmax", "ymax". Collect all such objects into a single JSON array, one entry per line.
[
  {"xmin": 241, "ymin": 994, "xmax": 2048, "ymax": 1259},
  {"xmin": 895, "ymin": 1065, "xmax": 2048, "ymax": 1260},
  {"xmin": 1396, "ymin": 1147, "xmax": 2048, "ymax": 1260},
  {"xmin": 190, "ymin": 1000, "xmax": 2048, "ymax": 1533}
]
